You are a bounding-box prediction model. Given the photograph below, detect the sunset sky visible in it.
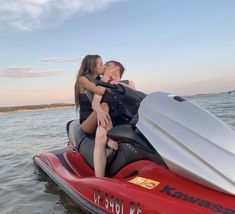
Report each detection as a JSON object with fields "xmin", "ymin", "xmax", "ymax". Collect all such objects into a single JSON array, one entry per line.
[{"xmin": 0, "ymin": 0, "xmax": 234, "ymax": 107}]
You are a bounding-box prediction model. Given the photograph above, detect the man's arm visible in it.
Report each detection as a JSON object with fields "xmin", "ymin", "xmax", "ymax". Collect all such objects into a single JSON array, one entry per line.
[
  {"xmin": 128, "ymin": 80, "xmax": 136, "ymax": 89},
  {"xmin": 118, "ymin": 80, "xmax": 136, "ymax": 89}
]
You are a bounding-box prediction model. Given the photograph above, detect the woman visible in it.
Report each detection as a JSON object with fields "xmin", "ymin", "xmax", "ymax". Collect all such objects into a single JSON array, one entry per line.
[
  {"xmin": 75, "ymin": 55, "xmax": 135, "ymax": 177},
  {"xmin": 74, "ymin": 55, "xmax": 115, "ymax": 134}
]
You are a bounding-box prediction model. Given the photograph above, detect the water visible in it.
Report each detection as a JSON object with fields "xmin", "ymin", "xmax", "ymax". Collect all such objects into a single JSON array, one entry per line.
[
  {"xmin": 0, "ymin": 108, "xmax": 82, "ymax": 214},
  {"xmin": 0, "ymin": 93, "xmax": 235, "ymax": 214},
  {"xmin": 187, "ymin": 93, "xmax": 235, "ymax": 128}
]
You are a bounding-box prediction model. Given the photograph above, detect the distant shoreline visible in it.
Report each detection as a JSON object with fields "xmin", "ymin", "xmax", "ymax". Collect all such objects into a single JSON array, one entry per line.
[
  {"xmin": 185, "ymin": 90, "xmax": 235, "ymax": 97},
  {"xmin": 0, "ymin": 103, "xmax": 75, "ymax": 114},
  {"xmin": 1, "ymin": 89, "xmax": 234, "ymax": 114}
]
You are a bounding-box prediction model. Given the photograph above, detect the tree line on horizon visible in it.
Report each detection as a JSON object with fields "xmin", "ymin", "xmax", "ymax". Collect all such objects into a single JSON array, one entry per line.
[{"xmin": 0, "ymin": 103, "xmax": 75, "ymax": 113}]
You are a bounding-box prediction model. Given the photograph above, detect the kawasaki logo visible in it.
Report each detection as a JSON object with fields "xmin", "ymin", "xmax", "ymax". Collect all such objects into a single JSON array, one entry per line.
[{"xmin": 160, "ymin": 185, "xmax": 235, "ymax": 213}]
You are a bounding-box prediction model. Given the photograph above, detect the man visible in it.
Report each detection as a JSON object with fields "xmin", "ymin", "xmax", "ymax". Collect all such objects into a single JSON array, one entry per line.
[
  {"xmin": 92, "ymin": 60, "xmax": 135, "ymax": 177},
  {"xmin": 105, "ymin": 60, "xmax": 135, "ymax": 88}
]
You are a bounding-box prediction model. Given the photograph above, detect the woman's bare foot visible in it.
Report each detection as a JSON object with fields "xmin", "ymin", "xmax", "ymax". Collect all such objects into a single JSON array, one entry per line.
[{"xmin": 107, "ymin": 139, "xmax": 118, "ymax": 150}]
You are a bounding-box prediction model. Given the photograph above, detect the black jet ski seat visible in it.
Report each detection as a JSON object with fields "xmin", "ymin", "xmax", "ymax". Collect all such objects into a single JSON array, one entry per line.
[
  {"xmin": 107, "ymin": 124, "xmax": 154, "ymax": 153},
  {"xmin": 67, "ymin": 120, "xmax": 150, "ymax": 153},
  {"xmin": 66, "ymin": 120, "xmax": 167, "ymax": 176},
  {"xmin": 66, "ymin": 119, "xmax": 116, "ymax": 170},
  {"xmin": 67, "ymin": 119, "xmax": 86, "ymax": 147}
]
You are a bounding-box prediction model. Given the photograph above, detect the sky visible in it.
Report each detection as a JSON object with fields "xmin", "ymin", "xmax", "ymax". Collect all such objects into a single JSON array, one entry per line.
[{"xmin": 0, "ymin": 0, "xmax": 234, "ymax": 107}]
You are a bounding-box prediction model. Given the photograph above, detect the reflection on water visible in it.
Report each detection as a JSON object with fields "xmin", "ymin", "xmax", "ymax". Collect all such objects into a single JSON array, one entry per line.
[
  {"xmin": 34, "ymin": 166, "xmax": 83, "ymax": 214},
  {"xmin": 0, "ymin": 93, "xmax": 234, "ymax": 213}
]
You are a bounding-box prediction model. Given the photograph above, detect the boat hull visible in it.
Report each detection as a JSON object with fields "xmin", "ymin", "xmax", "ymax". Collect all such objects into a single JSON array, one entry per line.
[{"xmin": 34, "ymin": 148, "xmax": 235, "ymax": 214}]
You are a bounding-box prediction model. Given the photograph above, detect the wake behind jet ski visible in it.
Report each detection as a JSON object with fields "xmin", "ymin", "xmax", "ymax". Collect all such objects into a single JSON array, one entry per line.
[{"xmin": 34, "ymin": 81, "xmax": 235, "ymax": 213}]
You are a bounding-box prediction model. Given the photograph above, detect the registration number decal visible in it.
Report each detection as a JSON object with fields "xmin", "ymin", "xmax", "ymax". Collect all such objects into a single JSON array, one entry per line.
[{"xmin": 94, "ymin": 189, "xmax": 142, "ymax": 214}]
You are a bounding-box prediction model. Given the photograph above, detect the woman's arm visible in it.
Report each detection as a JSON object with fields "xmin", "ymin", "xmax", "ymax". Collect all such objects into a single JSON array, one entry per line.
[
  {"xmin": 79, "ymin": 76, "xmax": 105, "ymax": 95},
  {"xmin": 79, "ymin": 67, "xmax": 116, "ymax": 95},
  {"xmin": 92, "ymin": 94, "xmax": 110, "ymax": 127},
  {"xmin": 92, "ymin": 94, "xmax": 102, "ymax": 112}
]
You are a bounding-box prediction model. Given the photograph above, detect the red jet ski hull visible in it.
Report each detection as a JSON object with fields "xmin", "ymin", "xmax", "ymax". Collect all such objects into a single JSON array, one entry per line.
[{"xmin": 34, "ymin": 144, "xmax": 235, "ymax": 214}]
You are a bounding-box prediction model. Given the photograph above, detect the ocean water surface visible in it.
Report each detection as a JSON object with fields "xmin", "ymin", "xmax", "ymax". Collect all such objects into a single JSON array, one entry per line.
[{"xmin": 0, "ymin": 92, "xmax": 234, "ymax": 214}]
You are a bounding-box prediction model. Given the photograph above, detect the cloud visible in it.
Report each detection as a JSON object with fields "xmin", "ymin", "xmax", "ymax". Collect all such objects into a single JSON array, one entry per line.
[
  {"xmin": 40, "ymin": 57, "xmax": 82, "ymax": 63},
  {"xmin": 0, "ymin": 0, "xmax": 125, "ymax": 31},
  {"xmin": 0, "ymin": 66, "xmax": 60, "ymax": 78}
]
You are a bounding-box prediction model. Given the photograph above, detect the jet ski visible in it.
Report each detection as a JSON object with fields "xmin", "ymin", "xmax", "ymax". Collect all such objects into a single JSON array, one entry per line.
[{"xmin": 34, "ymin": 81, "xmax": 235, "ymax": 214}]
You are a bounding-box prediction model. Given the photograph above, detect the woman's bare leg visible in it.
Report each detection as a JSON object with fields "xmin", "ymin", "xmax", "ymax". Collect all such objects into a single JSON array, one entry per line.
[
  {"xmin": 98, "ymin": 103, "xmax": 118, "ymax": 150},
  {"xmin": 81, "ymin": 111, "xmax": 98, "ymax": 134},
  {"xmin": 81, "ymin": 102, "xmax": 111, "ymax": 134},
  {"xmin": 94, "ymin": 126, "xmax": 108, "ymax": 177},
  {"xmin": 83, "ymin": 102, "xmax": 117, "ymax": 176}
]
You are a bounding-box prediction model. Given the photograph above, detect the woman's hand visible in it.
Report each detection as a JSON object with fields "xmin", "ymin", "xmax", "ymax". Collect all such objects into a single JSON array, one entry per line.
[
  {"xmin": 96, "ymin": 107, "xmax": 110, "ymax": 128},
  {"xmin": 101, "ymin": 66, "xmax": 119, "ymax": 82}
]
